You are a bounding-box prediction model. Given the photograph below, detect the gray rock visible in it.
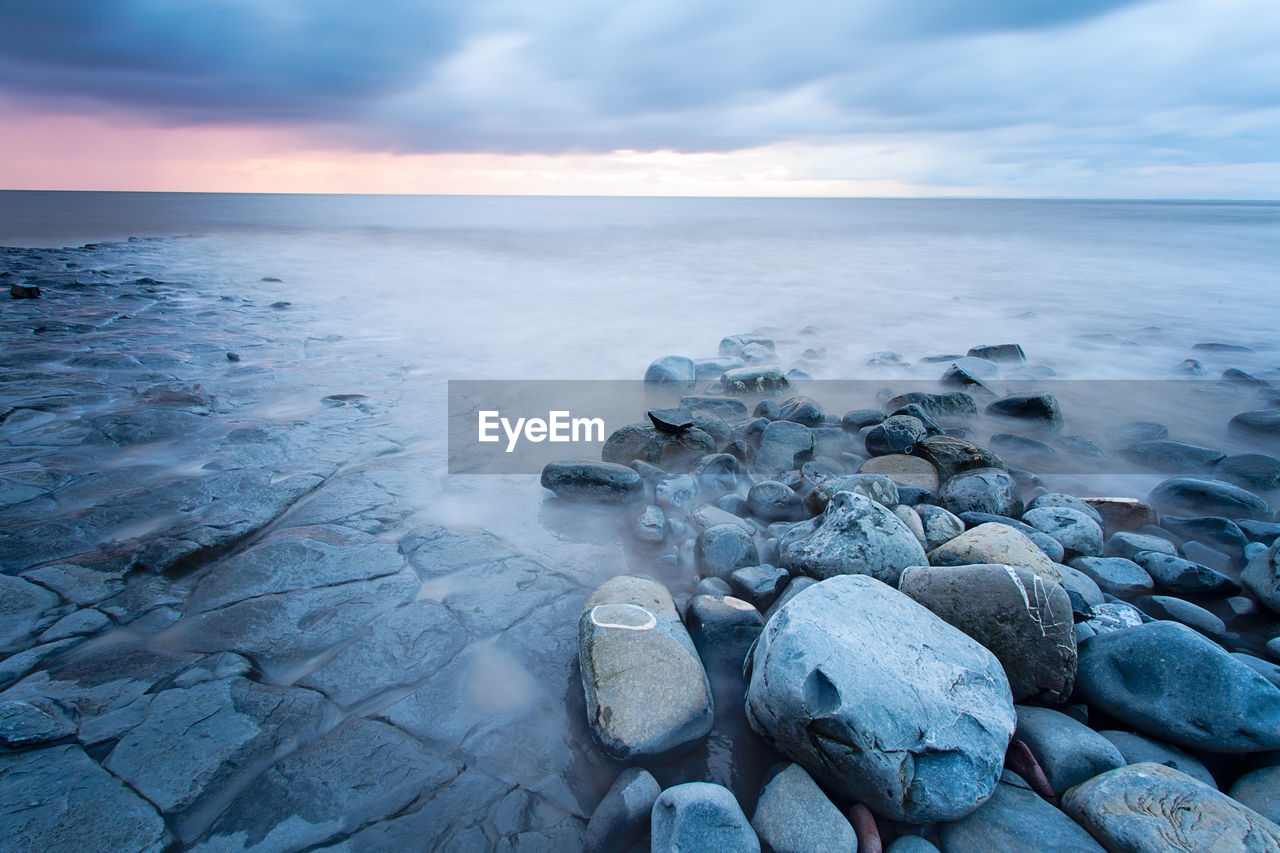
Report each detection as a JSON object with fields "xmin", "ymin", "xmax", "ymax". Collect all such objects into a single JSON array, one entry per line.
[
  {"xmin": 1234, "ymin": 652, "xmax": 1280, "ymax": 690},
  {"xmin": 745, "ymin": 575, "xmax": 1016, "ymax": 823},
  {"xmin": 697, "ymin": 576, "xmax": 733, "ymax": 597},
  {"xmin": 1134, "ymin": 550, "xmax": 1240, "ymax": 596},
  {"xmin": 1230, "ymin": 409, "xmax": 1280, "ymax": 441},
  {"xmin": 38, "ymin": 608, "xmax": 111, "ymax": 643},
  {"xmin": 0, "ymin": 697, "xmax": 76, "ymax": 747},
  {"xmin": 1069, "ymin": 556, "xmax": 1155, "ymax": 597},
  {"xmin": 579, "ymin": 575, "xmax": 713, "ymax": 760},
  {"xmin": 1083, "ymin": 497, "xmax": 1158, "ymax": 533},
  {"xmin": 1080, "ymin": 601, "xmax": 1147, "ymax": 638},
  {"xmin": 756, "ymin": 420, "xmax": 816, "ymax": 476},
  {"xmin": 912, "ymin": 435, "xmax": 1005, "ymax": 481},
  {"xmin": 697, "ymin": 523, "xmax": 761, "ymax": 580},
  {"xmin": 1229, "ymin": 766, "xmax": 1280, "ymax": 827},
  {"xmin": 1014, "ymin": 705, "xmax": 1125, "ymax": 794},
  {"xmin": 916, "ymin": 504, "xmax": 966, "ymax": 550},
  {"xmin": 1131, "ymin": 595, "xmax": 1227, "ymax": 639},
  {"xmin": 859, "ymin": 454, "xmax": 939, "ymax": 494},
  {"xmin": 747, "ymin": 480, "xmax": 807, "ymax": 523},
  {"xmin": 721, "ymin": 334, "xmax": 776, "ymax": 358},
  {"xmin": 888, "ymin": 838, "xmax": 940, "ymax": 853},
  {"xmin": 751, "ymin": 763, "xmax": 856, "ymax": 853},
  {"xmin": 1062, "ymin": 763, "xmax": 1280, "ymax": 852},
  {"xmin": 652, "ymin": 782, "xmax": 759, "ymax": 852},
  {"xmin": 941, "ymin": 468, "xmax": 1024, "ymax": 518},
  {"xmin": 585, "ymin": 767, "xmax": 662, "ymax": 853},
  {"xmin": 968, "ymin": 343, "xmax": 1026, "ymax": 363},
  {"xmin": 655, "ymin": 474, "xmax": 699, "ymax": 513},
  {"xmin": 986, "ymin": 393, "xmax": 1064, "ymax": 431},
  {"xmin": 780, "ymin": 491, "xmax": 927, "ymax": 585},
  {"xmin": 21, "ymin": 560, "xmax": 126, "ymax": 607},
  {"xmin": 1122, "ymin": 440, "xmax": 1226, "ymax": 473},
  {"xmin": 886, "ymin": 390, "xmax": 979, "ymax": 419},
  {"xmin": 900, "ymin": 564, "xmax": 1076, "ymax": 704},
  {"xmin": 686, "ymin": 594, "xmax": 765, "ymax": 678},
  {"xmin": 0, "ymin": 574, "xmax": 60, "ymax": 655},
  {"xmin": 938, "ymin": 772, "xmax": 1105, "ymax": 853},
  {"xmin": 728, "ymin": 564, "xmax": 790, "ymax": 611},
  {"xmin": 762, "ymin": 576, "xmax": 817, "ymax": 623},
  {"xmin": 695, "ymin": 356, "xmax": 746, "ymax": 379},
  {"xmin": 929, "ymin": 523, "xmax": 1062, "ymax": 584},
  {"xmin": 1076, "ymin": 620, "xmax": 1280, "ymax": 752},
  {"xmin": 1098, "ymin": 729, "xmax": 1216, "ymax": 788},
  {"xmin": 541, "ymin": 460, "xmax": 644, "ymax": 503},
  {"xmin": 866, "ymin": 415, "xmax": 927, "ymax": 456},
  {"xmin": 1056, "ymin": 562, "xmax": 1106, "ymax": 608},
  {"xmin": 1022, "ymin": 507, "xmax": 1104, "ymax": 558},
  {"xmin": 724, "ymin": 366, "xmax": 791, "ymax": 395},
  {"xmin": 803, "ymin": 473, "xmax": 899, "ymax": 515},
  {"xmin": 1217, "ymin": 453, "xmax": 1280, "ymax": 490},
  {"xmin": 1104, "ymin": 530, "xmax": 1177, "ymax": 560},
  {"xmin": 0, "ymin": 744, "xmax": 170, "ymax": 852},
  {"xmin": 1028, "ymin": 493, "xmax": 1105, "ymax": 526},
  {"xmin": 602, "ymin": 424, "xmax": 718, "ymax": 471},
  {"xmin": 631, "ymin": 504, "xmax": 667, "ymax": 544},
  {"xmin": 957, "ymin": 512, "xmax": 1066, "ymax": 562},
  {"xmin": 689, "ymin": 503, "xmax": 754, "ymax": 533},
  {"xmin": 645, "ymin": 355, "xmax": 696, "ymax": 387},
  {"xmin": 1159, "ymin": 514, "xmax": 1249, "ymax": 553},
  {"xmin": 1243, "ymin": 542, "xmax": 1280, "ymax": 617},
  {"xmin": 778, "ymin": 396, "xmax": 824, "ymax": 427},
  {"xmin": 895, "ymin": 504, "xmax": 928, "ymax": 546},
  {"xmin": 1147, "ymin": 476, "xmax": 1272, "ymax": 521}
]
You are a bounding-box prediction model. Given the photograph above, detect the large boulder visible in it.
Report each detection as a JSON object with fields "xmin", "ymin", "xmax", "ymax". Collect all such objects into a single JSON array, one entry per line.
[
  {"xmin": 541, "ymin": 461, "xmax": 643, "ymax": 504},
  {"xmin": 1075, "ymin": 620, "xmax": 1280, "ymax": 753},
  {"xmin": 941, "ymin": 468, "xmax": 1024, "ymax": 518},
  {"xmin": 651, "ymin": 783, "xmax": 759, "ymax": 853},
  {"xmin": 578, "ymin": 575, "xmax": 713, "ymax": 760},
  {"xmin": 928, "ymin": 523, "xmax": 1062, "ymax": 584},
  {"xmin": 779, "ymin": 492, "xmax": 927, "ymax": 585},
  {"xmin": 1147, "ymin": 477, "xmax": 1271, "ymax": 521},
  {"xmin": 899, "ymin": 564, "xmax": 1076, "ymax": 704},
  {"xmin": 745, "ymin": 575, "xmax": 1016, "ymax": 823},
  {"xmin": 1062, "ymin": 763, "xmax": 1280, "ymax": 852}
]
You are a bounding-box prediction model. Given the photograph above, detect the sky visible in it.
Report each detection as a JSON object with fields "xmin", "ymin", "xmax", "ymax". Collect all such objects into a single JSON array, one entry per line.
[{"xmin": 0, "ymin": 0, "xmax": 1277, "ymax": 197}]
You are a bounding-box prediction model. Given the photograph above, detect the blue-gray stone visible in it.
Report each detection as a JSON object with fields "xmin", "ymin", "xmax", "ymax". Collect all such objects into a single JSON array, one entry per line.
[
  {"xmin": 541, "ymin": 461, "xmax": 643, "ymax": 504},
  {"xmin": 747, "ymin": 480, "xmax": 807, "ymax": 523},
  {"xmin": 1147, "ymin": 476, "xmax": 1272, "ymax": 521},
  {"xmin": 941, "ymin": 468, "xmax": 1024, "ymax": 518},
  {"xmin": 1159, "ymin": 515, "xmax": 1248, "ymax": 553},
  {"xmin": 751, "ymin": 762, "xmax": 856, "ymax": 853},
  {"xmin": 728, "ymin": 564, "xmax": 790, "ymax": 610},
  {"xmin": 1242, "ymin": 541, "xmax": 1280, "ymax": 617},
  {"xmin": 1104, "ymin": 531, "xmax": 1176, "ymax": 560},
  {"xmin": 1132, "ymin": 550, "xmax": 1240, "ymax": 596},
  {"xmin": 585, "ymin": 767, "xmax": 662, "ymax": 853},
  {"xmin": 645, "ymin": 355, "xmax": 697, "ymax": 388},
  {"xmin": 1069, "ymin": 556, "xmax": 1154, "ymax": 597},
  {"xmin": 1228, "ymin": 766, "xmax": 1280, "ymax": 826},
  {"xmin": 1230, "ymin": 409, "xmax": 1280, "ymax": 441},
  {"xmin": 652, "ymin": 782, "xmax": 759, "ymax": 853},
  {"xmin": 958, "ymin": 512, "xmax": 1066, "ymax": 562},
  {"xmin": 755, "ymin": 420, "xmax": 815, "ymax": 475},
  {"xmin": 986, "ymin": 393, "xmax": 1064, "ymax": 431},
  {"xmin": 1022, "ymin": 506, "xmax": 1104, "ymax": 558},
  {"xmin": 1097, "ymin": 729, "xmax": 1216, "ymax": 788},
  {"xmin": 938, "ymin": 772, "xmax": 1105, "ymax": 853},
  {"xmin": 779, "ymin": 492, "xmax": 927, "ymax": 585},
  {"xmin": 1014, "ymin": 705, "xmax": 1125, "ymax": 794},
  {"xmin": 968, "ymin": 343, "xmax": 1026, "ymax": 363},
  {"xmin": 1131, "ymin": 595, "xmax": 1227, "ymax": 639},
  {"xmin": 686, "ymin": 594, "xmax": 765, "ymax": 678},
  {"xmin": 1027, "ymin": 493, "xmax": 1105, "ymax": 526},
  {"xmin": 696, "ymin": 523, "xmax": 761, "ymax": 580},
  {"xmin": 916, "ymin": 504, "xmax": 966, "ymax": 550},
  {"xmin": 724, "ymin": 366, "xmax": 791, "ymax": 396},
  {"xmin": 745, "ymin": 575, "xmax": 1016, "ymax": 823},
  {"xmin": 1121, "ymin": 440, "xmax": 1225, "ymax": 474},
  {"xmin": 865, "ymin": 415, "xmax": 927, "ymax": 456}
]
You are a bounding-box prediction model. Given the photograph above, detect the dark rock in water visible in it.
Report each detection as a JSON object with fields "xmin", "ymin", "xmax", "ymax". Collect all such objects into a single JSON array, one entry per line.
[
  {"xmin": 986, "ymin": 393, "xmax": 1064, "ymax": 431},
  {"xmin": 269, "ymin": 300, "xmax": 291, "ymax": 309},
  {"xmin": 1173, "ymin": 358, "xmax": 1206, "ymax": 376},
  {"xmin": 723, "ymin": 366, "xmax": 791, "ymax": 395},
  {"xmin": 912, "ymin": 435, "xmax": 1005, "ymax": 480},
  {"xmin": 1147, "ymin": 476, "xmax": 1272, "ymax": 520},
  {"xmin": 720, "ymin": 334, "xmax": 776, "ymax": 358},
  {"xmin": 602, "ymin": 423, "xmax": 717, "ymax": 471},
  {"xmin": 697, "ymin": 523, "xmax": 760, "ymax": 580},
  {"xmin": 585, "ymin": 767, "xmax": 662, "ymax": 853},
  {"xmin": 1132, "ymin": 550, "xmax": 1240, "ymax": 595},
  {"xmin": 729, "ymin": 564, "xmax": 790, "ymax": 610},
  {"xmin": 750, "ymin": 762, "xmax": 856, "ymax": 853},
  {"xmin": 885, "ymin": 391, "xmax": 978, "ymax": 418},
  {"xmin": 1069, "ymin": 556, "xmax": 1154, "ymax": 596},
  {"xmin": 1240, "ymin": 519, "xmax": 1280, "ymax": 543},
  {"xmin": 647, "ymin": 408, "xmax": 695, "ymax": 432},
  {"xmin": 900, "ymin": 563, "xmax": 1076, "ymax": 704},
  {"xmin": 780, "ymin": 492, "xmax": 925, "ymax": 584},
  {"xmin": 745, "ymin": 574, "xmax": 1016, "ymax": 823},
  {"xmin": 1059, "ymin": 434, "xmax": 1107, "ymax": 461},
  {"xmin": 225, "ymin": 351, "xmax": 240, "ymax": 361},
  {"xmin": 785, "ymin": 368, "xmax": 812, "ymax": 382},
  {"xmin": 957, "ymin": 512, "xmax": 1066, "ymax": 562},
  {"xmin": 1098, "ymin": 730, "xmax": 1215, "ymax": 788},
  {"xmin": 989, "ymin": 433, "xmax": 1058, "ymax": 468},
  {"xmin": 921, "ymin": 353, "xmax": 966, "ymax": 362},
  {"xmin": 680, "ymin": 395, "xmax": 750, "ymax": 422},
  {"xmin": 1223, "ymin": 367, "xmax": 1270, "ymax": 387},
  {"xmin": 579, "ymin": 575, "xmax": 713, "ymax": 760},
  {"xmin": 1159, "ymin": 515, "xmax": 1247, "ymax": 553},
  {"xmin": 1022, "ymin": 507, "xmax": 1104, "ymax": 558},
  {"xmin": 890, "ymin": 402, "xmax": 943, "ymax": 435},
  {"xmin": 1131, "ymin": 595, "xmax": 1226, "ymax": 639},
  {"xmin": 1014, "ymin": 705, "xmax": 1125, "ymax": 794},
  {"xmin": 1122, "ymin": 440, "xmax": 1225, "ymax": 473},
  {"xmin": 695, "ymin": 356, "xmax": 745, "ymax": 380},
  {"xmin": 651, "ymin": 782, "xmax": 759, "ymax": 853},
  {"xmin": 929, "ymin": 523, "xmax": 1062, "ymax": 583},
  {"xmin": 941, "ymin": 362, "xmax": 995, "ymax": 392},
  {"xmin": 9, "ymin": 284, "xmax": 41, "ymax": 299},
  {"xmin": 896, "ymin": 485, "xmax": 934, "ymax": 505},
  {"xmin": 941, "ymin": 467, "xmax": 1024, "ymax": 518},
  {"xmin": 1216, "ymin": 453, "xmax": 1280, "ymax": 490},
  {"xmin": 754, "ymin": 420, "xmax": 815, "ymax": 475},
  {"xmin": 645, "ymin": 355, "xmax": 697, "ymax": 388},
  {"xmin": 777, "ymin": 396, "xmax": 823, "ymax": 427},
  {"xmin": 967, "ymin": 343, "xmax": 1026, "ymax": 363},
  {"xmin": 1228, "ymin": 767, "xmax": 1280, "ymax": 826},
  {"xmin": 1063, "ymin": 763, "xmax": 1280, "ymax": 852},
  {"xmin": 541, "ymin": 461, "xmax": 643, "ymax": 504},
  {"xmin": 1193, "ymin": 342, "xmax": 1256, "ymax": 354},
  {"xmin": 1075, "ymin": 620, "xmax": 1280, "ymax": 752},
  {"xmin": 1104, "ymin": 530, "xmax": 1176, "ymax": 560},
  {"xmin": 842, "ymin": 409, "xmax": 885, "ymax": 432},
  {"xmin": 686, "ymin": 594, "xmax": 765, "ymax": 679},
  {"xmin": 1242, "ymin": 541, "xmax": 1280, "ymax": 616},
  {"xmin": 1230, "ymin": 409, "xmax": 1280, "ymax": 442},
  {"xmin": 865, "ymin": 414, "xmax": 926, "ymax": 456},
  {"xmin": 746, "ymin": 480, "xmax": 807, "ymax": 523},
  {"xmin": 938, "ymin": 771, "xmax": 1105, "ymax": 853}
]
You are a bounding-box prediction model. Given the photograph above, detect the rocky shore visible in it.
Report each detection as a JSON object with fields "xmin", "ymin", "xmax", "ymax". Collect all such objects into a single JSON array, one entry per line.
[{"xmin": 552, "ymin": 335, "xmax": 1280, "ymax": 851}]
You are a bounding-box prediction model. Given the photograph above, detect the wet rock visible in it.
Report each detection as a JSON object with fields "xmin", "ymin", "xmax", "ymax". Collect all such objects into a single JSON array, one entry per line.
[
  {"xmin": 1098, "ymin": 730, "xmax": 1216, "ymax": 788},
  {"xmin": 780, "ymin": 492, "xmax": 927, "ymax": 585},
  {"xmin": 697, "ymin": 523, "xmax": 761, "ymax": 579},
  {"xmin": 1241, "ymin": 519, "xmax": 1280, "ymax": 543},
  {"xmin": 1173, "ymin": 358, "xmax": 1205, "ymax": 375},
  {"xmin": 755, "ymin": 420, "xmax": 815, "ymax": 476},
  {"xmin": 1104, "ymin": 530, "xmax": 1176, "ymax": 560},
  {"xmin": 940, "ymin": 467, "xmax": 1023, "ymax": 517},
  {"xmin": 1230, "ymin": 409, "xmax": 1280, "ymax": 442},
  {"xmin": 745, "ymin": 575, "xmax": 1016, "ymax": 823},
  {"xmin": 1229, "ymin": 767, "xmax": 1280, "ymax": 826},
  {"xmin": 1194, "ymin": 342, "xmax": 1256, "ymax": 354},
  {"xmin": 900, "ymin": 563, "xmax": 1076, "ymax": 704},
  {"xmin": 986, "ymin": 394, "xmax": 1064, "ymax": 431},
  {"xmin": 886, "ymin": 391, "xmax": 979, "ymax": 419},
  {"xmin": 697, "ymin": 577, "xmax": 733, "ymax": 597},
  {"xmin": 724, "ymin": 366, "xmax": 791, "ymax": 395},
  {"xmin": 0, "ymin": 744, "xmax": 170, "ymax": 852},
  {"xmin": 888, "ymin": 838, "xmax": 939, "ymax": 853},
  {"xmin": 1076, "ymin": 620, "xmax": 1280, "ymax": 752},
  {"xmin": 865, "ymin": 415, "xmax": 927, "ymax": 456},
  {"xmin": 602, "ymin": 425, "xmax": 718, "ymax": 472},
  {"xmin": 1068, "ymin": 555, "xmax": 1154, "ymax": 596},
  {"xmin": 0, "ymin": 574, "xmax": 61, "ymax": 654},
  {"xmin": 751, "ymin": 762, "xmax": 856, "ymax": 853},
  {"xmin": 929, "ymin": 523, "xmax": 1062, "ymax": 584},
  {"xmin": 38, "ymin": 608, "xmax": 111, "ymax": 643},
  {"xmin": 645, "ymin": 355, "xmax": 697, "ymax": 387},
  {"xmin": 541, "ymin": 460, "xmax": 646, "ymax": 504},
  {"xmin": 938, "ymin": 771, "xmax": 1104, "ymax": 853},
  {"xmin": 942, "ymin": 360, "xmax": 997, "ymax": 392},
  {"xmin": 1243, "ymin": 541, "xmax": 1280, "ymax": 617},
  {"xmin": 1182, "ymin": 539, "xmax": 1233, "ymax": 572},
  {"xmin": 1159, "ymin": 514, "xmax": 1248, "ymax": 553},
  {"xmin": 915, "ymin": 504, "xmax": 966, "ymax": 550},
  {"xmin": 803, "ymin": 472, "xmax": 898, "ymax": 515},
  {"xmin": 967, "ymin": 343, "xmax": 1026, "ymax": 363},
  {"xmin": 1122, "ymin": 440, "xmax": 1225, "ymax": 473},
  {"xmin": 1147, "ymin": 476, "xmax": 1272, "ymax": 520},
  {"xmin": 1062, "ymin": 763, "xmax": 1280, "ymax": 852},
  {"xmin": 1079, "ymin": 602, "xmax": 1147, "ymax": 640},
  {"xmin": 682, "ymin": 395, "xmax": 750, "ymax": 422},
  {"xmin": 912, "ymin": 435, "xmax": 1005, "ymax": 480},
  {"xmin": 843, "ymin": 409, "xmax": 885, "ymax": 432},
  {"xmin": 1110, "ymin": 421, "xmax": 1169, "ymax": 447},
  {"xmin": 690, "ymin": 452, "xmax": 742, "ymax": 496},
  {"xmin": 728, "ymin": 564, "xmax": 790, "ymax": 611},
  {"xmin": 651, "ymin": 782, "xmax": 759, "ymax": 853},
  {"xmin": 0, "ymin": 697, "xmax": 76, "ymax": 747},
  {"xmin": 1217, "ymin": 453, "xmax": 1280, "ymax": 490},
  {"xmin": 1133, "ymin": 550, "xmax": 1240, "ymax": 595},
  {"xmin": 891, "ymin": 402, "xmax": 943, "ymax": 434},
  {"xmin": 585, "ymin": 767, "xmax": 662, "ymax": 853},
  {"xmin": 1014, "ymin": 705, "xmax": 1125, "ymax": 794},
  {"xmin": 746, "ymin": 480, "xmax": 807, "ymax": 523},
  {"xmin": 10, "ymin": 283, "xmax": 41, "ymax": 298},
  {"xmin": 579, "ymin": 575, "xmax": 713, "ymax": 760},
  {"xmin": 1022, "ymin": 507, "xmax": 1104, "ymax": 558},
  {"xmin": 777, "ymin": 396, "xmax": 824, "ymax": 427},
  {"xmin": 1081, "ymin": 497, "xmax": 1157, "ymax": 532}
]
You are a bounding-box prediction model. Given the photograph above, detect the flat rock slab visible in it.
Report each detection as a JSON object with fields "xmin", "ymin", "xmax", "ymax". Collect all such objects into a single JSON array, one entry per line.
[{"xmin": 1062, "ymin": 762, "xmax": 1280, "ymax": 852}]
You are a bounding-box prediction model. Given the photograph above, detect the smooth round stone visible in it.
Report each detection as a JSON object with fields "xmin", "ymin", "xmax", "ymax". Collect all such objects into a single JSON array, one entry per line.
[
  {"xmin": 655, "ymin": 474, "xmax": 698, "ymax": 512},
  {"xmin": 541, "ymin": 461, "xmax": 643, "ymax": 504},
  {"xmin": 696, "ymin": 576, "xmax": 733, "ymax": 598},
  {"xmin": 723, "ymin": 366, "xmax": 791, "ymax": 396},
  {"xmin": 1014, "ymin": 706, "xmax": 1125, "ymax": 794},
  {"xmin": 968, "ymin": 343, "xmax": 1026, "ymax": 363},
  {"xmin": 1022, "ymin": 507, "xmax": 1104, "ymax": 558},
  {"xmin": 602, "ymin": 423, "xmax": 718, "ymax": 471},
  {"xmin": 1159, "ymin": 515, "xmax": 1249, "ymax": 553},
  {"xmin": 929, "ymin": 523, "xmax": 1062, "ymax": 584},
  {"xmin": 957, "ymin": 513, "xmax": 1065, "ymax": 563},
  {"xmin": 989, "ymin": 433, "xmax": 1058, "ymax": 468},
  {"xmin": 778, "ymin": 396, "xmax": 824, "ymax": 427},
  {"xmin": 865, "ymin": 415, "xmax": 927, "ymax": 456},
  {"xmin": 644, "ymin": 355, "xmax": 696, "ymax": 388},
  {"xmin": 1104, "ymin": 531, "xmax": 1176, "ymax": 560},
  {"xmin": 859, "ymin": 454, "xmax": 939, "ymax": 494},
  {"xmin": 746, "ymin": 480, "xmax": 807, "ymax": 524},
  {"xmin": 1076, "ymin": 620, "xmax": 1280, "ymax": 752},
  {"xmin": 1081, "ymin": 601, "xmax": 1147, "ymax": 638},
  {"xmin": 652, "ymin": 782, "xmax": 759, "ymax": 853},
  {"xmin": 985, "ymin": 393, "xmax": 1064, "ymax": 431},
  {"xmin": 1109, "ymin": 421, "xmax": 1169, "ymax": 447},
  {"xmin": 755, "ymin": 420, "xmax": 815, "ymax": 476},
  {"xmin": 694, "ymin": 357, "xmax": 745, "ymax": 380},
  {"xmin": 893, "ymin": 504, "xmax": 927, "ymax": 546},
  {"xmin": 1229, "ymin": 766, "xmax": 1280, "ymax": 826},
  {"xmin": 585, "ymin": 767, "xmax": 662, "ymax": 853},
  {"xmin": 1068, "ymin": 556, "xmax": 1154, "ymax": 597},
  {"xmin": 939, "ymin": 772, "xmax": 1105, "ymax": 853},
  {"xmin": 1132, "ymin": 550, "xmax": 1240, "ymax": 596},
  {"xmin": 728, "ymin": 564, "xmax": 790, "ymax": 611},
  {"xmin": 1098, "ymin": 729, "xmax": 1216, "ymax": 788},
  {"xmin": 803, "ymin": 473, "xmax": 899, "ymax": 515},
  {"xmin": 630, "ymin": 505, "xmax": 667, "ymax": 545},
  {"xmin": 750, "ymin": 763, "xmax": 856, "ymax": 853},
  {"xmin": 941, "ymin": 467, "xmax": 1024, "ymax": 518},
  {"xmin": 1216, "ymin": 453, "xmax": 1280, "ymax": 490},
  {"xmin": 1242, "ymin": 542, "xmax": 1280, "ymax": 617},
  {"xmin": 1056, "ymin": 562, "xmax": 1106, "ymax": 613},
  {"xmin": 1232, "ymin": 652, "xmax": 1280, "ymax": 689},
  {"xmin": 1147, "ymin": 476, "xmax": 1272, "ymax": 521},
  {"xmin": 1131, "ymin": 595, "xmax": 1227, "ymax": 639},
  {"xmin": 842, "ymin": 409, "xmax": 885, "ymax": 432},
  {"xmin": 885, "ymin": 390, "xmax": 979, "ymax": 419},
  {"xmin": 779, "ymin": 492, "xmax": 926, "ymax": 585},
  {"xmin": 686, "ymin": 594, "xmax": 765, "ymax": 677},
  {"xmin": 1062, "ymin": 763, "xmax": 1280, "ymax": 852},
  {"xmin": 1230, "ymin": 409, "xmax": 1280, "ymax": 441},
  {"xmin": 696, "ymin": 523, "xmax": 761, "ymax": 580},
  {"xmin": 911, "ymin": 435, "xmax": 1005, "ymax": 481},
  {"xmin": 915, "ymin": 504, "xmax": 965, "ymax": 550}
]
